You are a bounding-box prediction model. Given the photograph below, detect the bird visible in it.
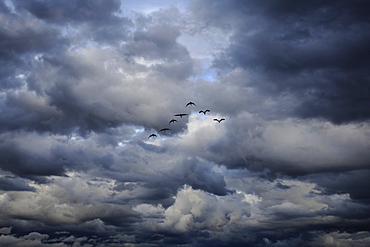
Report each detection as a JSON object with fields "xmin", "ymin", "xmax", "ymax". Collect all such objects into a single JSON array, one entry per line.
[
  {"xmin": 199, "ymin": 109, "xmax": 210, "ymax": 115},
  {"xmin": 169, "ymin": 119, "xmax": 177, "ymax": 124},
  {"xmin": 148, "ymin": 134, "xmax": 157, "ymax": 139},
  {"xmin": 159, "ymin": 128, "xmax": 171, "ymax": 132},
  {"xmin": 186, "ymin": 102, "xmax": 196, "ymax": 107},
  {"xmin": 174, "ymin": 113, "xmax": 188, "ymax": 118},
  {"xmin": 214, "ymin": 118, "xmax": 225, "ymax": 123}
]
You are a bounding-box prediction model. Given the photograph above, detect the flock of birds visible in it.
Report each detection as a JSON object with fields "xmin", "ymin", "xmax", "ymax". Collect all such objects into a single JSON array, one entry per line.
[{"xmin": 148, "ymin": 101, "xmax": 225, "ymax": 139}]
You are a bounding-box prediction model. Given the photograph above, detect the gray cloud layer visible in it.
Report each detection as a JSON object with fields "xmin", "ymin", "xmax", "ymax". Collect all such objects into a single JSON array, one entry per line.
[
  {"xmin": 0, "ymin": 0, "xmax": 369, "ymax": 246},
  {"xmin": 191, "ymin": 0, "xmax": 370, "ymax": 124}
]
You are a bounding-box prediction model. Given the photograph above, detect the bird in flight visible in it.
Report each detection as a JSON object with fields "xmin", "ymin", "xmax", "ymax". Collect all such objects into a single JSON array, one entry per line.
[
  {"xmin": 169, "ymin": 119, "xmax": 178, "ymax": 124},
  {"xmin": 199, "ymin": 109, "xmax": 210, "ymax": 115},
  {"xmin": 148, "ymin": 134, "xmax": 157, "ymax": 139},
  {"xmin": 186, "ymin": 102, "xmax": 196, "ymax": 107},
  {"xmin": 159, "ymin": 128, "xmax": 171, "ymax": 132},
  {"xmin": 214, "ymin": 118, "xmax": 225, "ymax": 123},
  {"xmin": 174, "ymin": 113, "xmax": 188, "ymax": 118}
]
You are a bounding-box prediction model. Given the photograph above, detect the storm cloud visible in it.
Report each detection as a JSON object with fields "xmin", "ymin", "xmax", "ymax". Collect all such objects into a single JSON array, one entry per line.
[
  {"xmin": 0, "ymin": 0, "xmax": 369, "ymax": 246},
  {"xmin": 191, "ymin": 0, "xmax": 370, "ymax": 124}
]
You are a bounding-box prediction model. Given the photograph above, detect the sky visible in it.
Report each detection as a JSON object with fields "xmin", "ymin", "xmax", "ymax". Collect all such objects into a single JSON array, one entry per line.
[{"xmin": 0, "ymin": 0, "xmax": 370, "ymax": 246}]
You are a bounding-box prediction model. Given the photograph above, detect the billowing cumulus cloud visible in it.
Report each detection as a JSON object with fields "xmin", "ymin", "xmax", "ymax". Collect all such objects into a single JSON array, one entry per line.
[{"xmin": 0, "ymin": 0, "xmax": 369, "ymax": 246}]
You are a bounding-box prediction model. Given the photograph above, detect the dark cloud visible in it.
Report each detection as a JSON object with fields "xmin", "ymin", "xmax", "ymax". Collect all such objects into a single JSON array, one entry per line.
[
  {"xmin": 0, "ymin": 0, "xmax": 370, "ymax": 246},
  {"xmin": 145, "ymin": 157, "xmax": 231, "ymax": 196},
  {"xmin": 14, "ymin": 0, "xmax": 122, "ymax": 23},
  {"xmin": 0, "ymin": 144, "xmax": 66, "ymax": 179},
  {"xmin": 308, "ymin": 169, "xmax": 370, "ymax": 204},
  {"xmin": 0, "ymin": 7, "xmax": 195, "ymax": 136},
  {"xmin": 0, "ymin": 5, "xmax": 68, "ymax": 92},
  {"xmin": 192, "ymin": 0, "xmax": 370, "ymax": 124},
  {"xmin": 0, "ymin": 176, "xmax": 35, "ymax": 191},
  {"xmin": 129, "ymin": 25, "xmax": 187, "ymax": 60},
  {"xmin": 13, "ymin": 0, "xmax": 133, "ymax": 45}
]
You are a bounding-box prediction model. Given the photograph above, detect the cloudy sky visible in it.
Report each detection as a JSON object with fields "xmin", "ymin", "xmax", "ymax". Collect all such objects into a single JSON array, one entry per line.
[{"xmin": 1, "ymin": 0, "xmax": 370, "ymax": 246}]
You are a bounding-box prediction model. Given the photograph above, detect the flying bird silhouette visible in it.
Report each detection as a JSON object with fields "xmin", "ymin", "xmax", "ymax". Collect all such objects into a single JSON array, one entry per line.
[
  {"xmin": 174, "ymin": 113, "xmax": 188, "ymax": 118},
  {"xmin": 148, "ymin": 134, "xmax": 157, "ymax": 139},
  {"xmin": 214, "ymin": 118, "xmax": 225, "ymax": 123},
  {"xmin": 169, "ymin": 119, "xmax": 178, "ymax": 124},
  {"xmin": 159, "ymin": 128, "xmax": 171, "ymax": 132},
  {"xmin": 199, "ymin": 109, "xmax": 210, "ymax": 114},
  {"xmin": 186, "ymin": 102, "xmax": 196, "ymax": 107}
]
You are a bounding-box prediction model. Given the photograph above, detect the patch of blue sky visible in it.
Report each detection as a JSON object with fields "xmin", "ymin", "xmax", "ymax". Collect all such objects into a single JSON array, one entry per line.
[
  {"xmin": 201, "ymin": 67, "xmax": 217, "ymax": 82},
  {"xmin": 189, "ymin": 59, "xmax": 217, "ymax": 82},
  {"xmin": 134, "ymin": 127, "xmax": 145, "ymax": 134},
  {"xmin": 120, "ymin": 0, "xmax": 188, "ymax": 15}
]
